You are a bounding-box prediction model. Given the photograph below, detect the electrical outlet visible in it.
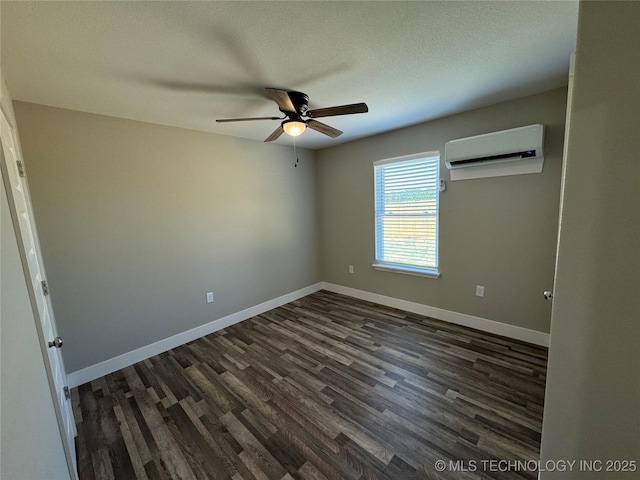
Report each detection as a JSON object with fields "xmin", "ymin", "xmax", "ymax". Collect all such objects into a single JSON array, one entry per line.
[
  {"xmin": 348, "ymin": 265, "xmax": 355, "ymax": 274},
  {"xmin": 475, "ymin": 285, "xmax": 485, "ymax": 297},
  {"xmin": 206, "ymin": 292, "xmax": 214, "ymax": 303}
]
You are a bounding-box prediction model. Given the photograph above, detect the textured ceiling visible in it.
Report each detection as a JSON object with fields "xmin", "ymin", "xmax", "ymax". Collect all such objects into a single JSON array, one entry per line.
[{"xmin": 1, "ymin": 1, "xmax": 578, "ymax": 150}]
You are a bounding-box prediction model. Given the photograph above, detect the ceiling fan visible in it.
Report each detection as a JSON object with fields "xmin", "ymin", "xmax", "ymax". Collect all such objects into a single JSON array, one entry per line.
[{"xmin": 216, "ymin": 88, "xmax": 368, "ymax": 142}]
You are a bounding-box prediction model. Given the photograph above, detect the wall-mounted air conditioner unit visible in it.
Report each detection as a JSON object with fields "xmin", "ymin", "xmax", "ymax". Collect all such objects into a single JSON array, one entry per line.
[{"xmin": 445, "ymin": 124, "xmax": 544, "ymax": 181}]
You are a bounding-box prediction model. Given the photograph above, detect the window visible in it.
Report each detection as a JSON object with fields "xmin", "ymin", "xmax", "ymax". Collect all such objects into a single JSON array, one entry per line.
[{"xmin": 373, "ymin": 152, "xmax": 440, "ymax": 278}]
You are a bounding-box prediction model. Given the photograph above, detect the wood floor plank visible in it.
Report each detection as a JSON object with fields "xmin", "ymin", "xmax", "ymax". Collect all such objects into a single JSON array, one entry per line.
[
  {"xmin": 74, "ymin": 290, "xmax": 548, "ymax": 479},
  {"xmin": 92, "ymin": 447, "xmax": 115, "ymax": 480},
  {"xmin": 123, "ymin": 367, "xmax": 197, "ymax": 480},
  {"xmin": 113, "ymin": 403, "xmax": 149, "ymax": 480},
  {"xmin": 221, "ymin": 411, "xmax": 287, "ymax": 480}
]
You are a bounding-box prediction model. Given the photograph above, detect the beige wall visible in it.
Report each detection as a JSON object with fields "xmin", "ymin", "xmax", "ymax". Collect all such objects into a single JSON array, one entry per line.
[
  {"xmin": 14, "ymin": 102, "xmax": 320, "ymax": 372},
  {"xmin": 317, "ymin": 88, "xmax": 567, "ymax": 334},
  {"xmin": 540, "ymin": 2, "xmax": 640, "ymax": 475},
  {"xmin": 1, "ymin": 76, "xmax": 70, "ymax": 480}
]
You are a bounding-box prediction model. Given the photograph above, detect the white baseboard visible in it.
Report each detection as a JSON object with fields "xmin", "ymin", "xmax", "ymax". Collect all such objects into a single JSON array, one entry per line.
[
  {"xmin": 67, "ymin": 283, "xmax": 323, "ymax": 388},
  {"xmin": 321, "ymin": 282, "xmax": 550, "ymax": 347},
  {"xmin": 68, "ymin": 280, "xmax": 549, "ymax": 388}
]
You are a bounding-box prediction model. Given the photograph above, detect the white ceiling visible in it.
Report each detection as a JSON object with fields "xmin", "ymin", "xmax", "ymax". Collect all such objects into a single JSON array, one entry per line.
[{"xmin": 1, "ymin": 1, "xmax": 578, "ymax": 150}]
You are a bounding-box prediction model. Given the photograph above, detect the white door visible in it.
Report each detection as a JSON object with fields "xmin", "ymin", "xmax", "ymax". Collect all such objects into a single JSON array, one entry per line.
[{"xmin": 0, "ymin": 107, "xmax": 78, "ymax": 478}]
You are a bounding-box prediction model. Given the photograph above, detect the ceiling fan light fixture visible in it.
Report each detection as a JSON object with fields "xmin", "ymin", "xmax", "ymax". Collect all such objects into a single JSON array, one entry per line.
[{"xmin": 283, "ymin": 120, "xmax": 306, "ymax": 137}]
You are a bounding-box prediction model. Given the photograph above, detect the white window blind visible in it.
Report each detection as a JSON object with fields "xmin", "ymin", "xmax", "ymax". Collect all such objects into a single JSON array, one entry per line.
[{"xmin": 374, "ymin": 153, "xmax": 440, "ymax": 277}]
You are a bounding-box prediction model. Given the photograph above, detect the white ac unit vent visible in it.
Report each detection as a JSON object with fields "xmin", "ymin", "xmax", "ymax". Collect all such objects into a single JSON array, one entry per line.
[{"xmin": 445, "ymin": 124, "xmax": 544, "ymax": 181}]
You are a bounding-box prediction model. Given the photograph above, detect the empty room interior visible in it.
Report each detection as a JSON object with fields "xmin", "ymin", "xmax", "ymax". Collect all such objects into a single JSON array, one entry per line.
[{"xmin": 1, "ymin": 1, "xmax": 638, "ymax": 480}]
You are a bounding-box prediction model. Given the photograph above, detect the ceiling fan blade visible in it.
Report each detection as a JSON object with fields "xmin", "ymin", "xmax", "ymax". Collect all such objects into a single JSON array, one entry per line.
[
  {"xmin": 216, "ymin": 116, "xmax": 281, "ymax": 123},
  {"xmin": 266, "ymin": 88, "xmax": 296, "ymax": 113},
  {"xmin": 306, "ymin": 102, "xmax": 368, "ymax": 118},
  {"xmin": 148, "ymin": 79, "xmax": 265, "ymax": 97},
  {"xmin": 307, "ymin": 119, "xmax": 343, "ymax": 138},
  {"xmin": 264, "ymin": 125, "xmax": 285, "ymax": 142}
]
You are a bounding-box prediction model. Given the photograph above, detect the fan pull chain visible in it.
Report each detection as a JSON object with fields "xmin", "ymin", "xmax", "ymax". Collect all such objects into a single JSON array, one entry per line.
[{"xmin": 293, "ymin": 136, "xmax": 299, "ymax": 168}]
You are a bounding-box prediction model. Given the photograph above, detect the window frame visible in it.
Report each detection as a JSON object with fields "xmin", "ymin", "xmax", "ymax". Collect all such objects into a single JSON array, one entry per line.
[{"xmin": 372, "ymin": 152, "xmax": 441, "ymax": 279}]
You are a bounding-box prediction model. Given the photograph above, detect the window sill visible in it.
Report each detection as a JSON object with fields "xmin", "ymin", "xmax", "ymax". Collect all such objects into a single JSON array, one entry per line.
[{"xmin": 372, "ymin": 263, "xmax": 440, "ymax": 279}]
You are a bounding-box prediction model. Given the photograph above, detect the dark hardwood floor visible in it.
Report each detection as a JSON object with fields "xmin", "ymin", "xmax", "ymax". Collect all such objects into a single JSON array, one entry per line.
[{"xmin": 73, "ymin": 290, "xmax": 548, "ymax": 480}]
